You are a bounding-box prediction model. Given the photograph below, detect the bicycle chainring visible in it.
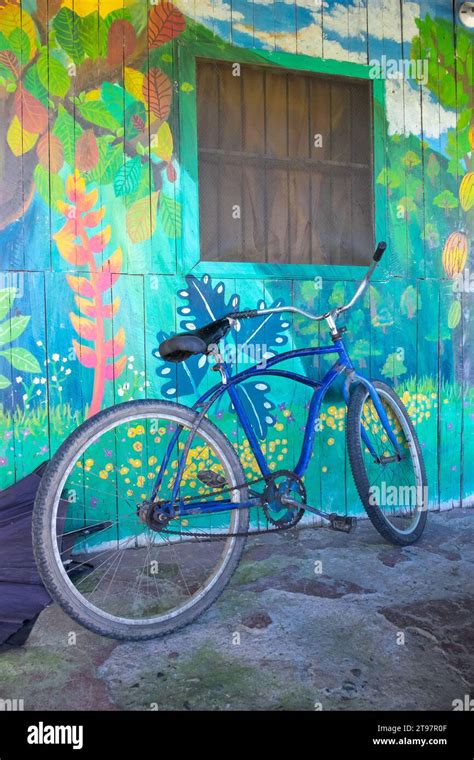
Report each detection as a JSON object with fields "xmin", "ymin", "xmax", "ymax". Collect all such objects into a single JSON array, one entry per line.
[{"xmin": 262, "ymin": 470, "xmax": 306, "ymax": 528}]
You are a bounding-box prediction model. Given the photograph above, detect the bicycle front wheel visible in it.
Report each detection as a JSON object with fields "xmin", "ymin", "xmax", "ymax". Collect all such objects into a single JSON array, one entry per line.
[
  {"xmin": 33, "ymin": 400, "xmax": 249, "ymax": 640},
  {"xmin": 346, "ymin": 380, "xmax": 427, "ymax": 545}
]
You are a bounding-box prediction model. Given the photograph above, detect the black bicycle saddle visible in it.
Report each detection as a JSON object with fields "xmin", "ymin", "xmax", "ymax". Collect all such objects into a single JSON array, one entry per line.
[{"xmin": 158, "ymin": 316, "xmax": 233, "ymax": 363}]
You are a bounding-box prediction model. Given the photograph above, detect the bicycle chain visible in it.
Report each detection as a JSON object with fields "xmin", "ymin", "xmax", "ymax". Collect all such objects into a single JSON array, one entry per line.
[{"xmin": 155, "ymin": 470, "xmax": 304, "ymax": 542}]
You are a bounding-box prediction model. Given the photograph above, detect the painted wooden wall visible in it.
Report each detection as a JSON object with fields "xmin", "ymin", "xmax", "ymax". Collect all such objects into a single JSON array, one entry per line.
[{"xmin": 0, "ymin": 0, "xmax": 472, "ymax": 515}]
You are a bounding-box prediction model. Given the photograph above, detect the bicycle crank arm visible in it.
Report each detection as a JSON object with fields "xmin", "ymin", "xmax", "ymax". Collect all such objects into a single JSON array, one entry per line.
[{"xmin": 281, "ymin": 497, "xmax": 357, "ymax": 532}]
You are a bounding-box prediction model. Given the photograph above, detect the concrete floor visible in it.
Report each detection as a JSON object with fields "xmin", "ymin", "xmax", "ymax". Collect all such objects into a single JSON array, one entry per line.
[{"xmin": 0, "ymin": 508, "xmax": 472, "ymax": 711}]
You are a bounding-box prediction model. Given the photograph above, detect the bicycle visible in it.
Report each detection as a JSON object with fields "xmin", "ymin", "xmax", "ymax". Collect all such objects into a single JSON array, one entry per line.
[{"xmin": 33, "ymin": 242, "xmax": 427, "ymax": 640}]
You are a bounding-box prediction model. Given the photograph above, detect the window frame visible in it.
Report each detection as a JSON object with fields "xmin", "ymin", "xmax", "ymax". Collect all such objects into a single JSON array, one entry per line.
[{"xmin": 177, "ymin": 40, "xmax": 387, "ymax": 281}]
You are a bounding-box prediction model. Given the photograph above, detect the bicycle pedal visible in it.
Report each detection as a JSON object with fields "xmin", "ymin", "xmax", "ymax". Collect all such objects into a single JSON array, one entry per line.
[
  {"xmin": 329, "ymin": 515, "xmax": 357, "ymax": 533},
  {"xmin": 197, "ymin": 470, "xmax": 227, "ymax": 488}
]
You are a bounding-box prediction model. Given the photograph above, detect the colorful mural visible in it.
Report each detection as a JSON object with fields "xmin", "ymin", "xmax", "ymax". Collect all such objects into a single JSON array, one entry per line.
[{"xmin": 0, "ymin": 0, "xmax": 472, "ymax": 515}]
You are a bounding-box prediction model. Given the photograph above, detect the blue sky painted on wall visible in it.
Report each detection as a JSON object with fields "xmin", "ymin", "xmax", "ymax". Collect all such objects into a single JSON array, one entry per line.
[{"xmin": 190, "ymin": 0, "xmax": 458, "ymax": 152}]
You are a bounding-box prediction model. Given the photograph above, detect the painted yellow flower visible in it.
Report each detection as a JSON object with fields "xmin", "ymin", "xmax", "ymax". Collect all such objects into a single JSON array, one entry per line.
[
  {"xmin": 105, "ymin": 463, "xmax": 113, "ymax": 472},
  {"xmin": 127, "ymin": 428, "xmax": 136, "ymax": 438},
  {"xmin": 133, "ymin": 441, "xmax": 143, "ymax": 452},
  {"xmin": 137, "ymin": 476, "xmax": 145, "ymax": 487},
  {"xmin": 127, "ymin": 489, "xmax": 133, "ymax": 496},
  {"xmin": 322, "ymin": 465, "xmax": 328, "ymax": 473},
  {"xmin": 327, "ymin": 438, "xmax": 335, "ymax": 446},
  {"xmin": 148, "ymin": 456, "xmax": 157, "ymax": 466},
  {"xmin": 62, "ymin": 0, "xmax": 124, "ymax": 18},
  {"xmin": 135, "ymin": 425, "xmax": 145, "ymax": 435},
  {"xmin": 120, "ymin": 466, "xmax": 129, "ymax": 475},
  {"xmin": 85, "ymin": 458, "xmax": 94, "ymax": 467}
]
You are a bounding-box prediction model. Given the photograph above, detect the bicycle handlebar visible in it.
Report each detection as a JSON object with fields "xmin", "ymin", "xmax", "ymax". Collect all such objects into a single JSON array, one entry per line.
[{"xmin": 228, "ymin": 242, "xmax": 386, "ymax": 326}]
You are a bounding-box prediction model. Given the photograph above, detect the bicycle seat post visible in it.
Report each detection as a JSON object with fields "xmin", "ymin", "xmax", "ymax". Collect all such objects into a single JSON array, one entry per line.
[{"xmin": 209, "ymin": 343, "xmax": 228, "ymax": 385}]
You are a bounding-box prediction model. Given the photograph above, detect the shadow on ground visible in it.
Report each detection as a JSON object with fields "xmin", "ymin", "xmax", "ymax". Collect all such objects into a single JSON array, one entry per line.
[{"xmin": 0, "ymin": 509, "xmax": 472, "ymax": 711}]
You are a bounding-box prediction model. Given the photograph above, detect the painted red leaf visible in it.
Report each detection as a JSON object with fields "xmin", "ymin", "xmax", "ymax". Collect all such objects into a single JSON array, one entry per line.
[
  {"xmin": 37, "ymin": 134, "xmax": 64, "ymax": 173},
  {"xmin": 75, "ymin": 129, "xmax": 99, "ymax": 173},
  {"xmin": 132, "ymin": 113, "xmax": 145, "ymax": 131},
  {"xmin": 83, "ymin": 207, "xmax": 106, "ymax": 228},
  {"xmin": 103, "ymin": 327, "xmax": 126, "ymax": 359},
  {"xmin": 107, "ymin": 19, "xmax": 136, "ymax": 67},
  {"xmin": 73, "ymin": 340, "xmax": 97, "ymax": 369},
  {"xmin": 0, "ymin": 50, "xmax": 19, "ymax": 78},
  {"xmin": 104, "ymin": 355, "xmax": 127, "ymax": 381},
  {"xmin": 142, "ymin": 68, "xmax": 172, "ymax": 121},
  {"xmin": 166, "ymin": 161, "xmax": 176, "ymax": 182},
  {"xmin": 89, "ymin": 225, "xmax": 111, "ymax": 253},
  {"xmin": 148, "ymin": 2, "xmax": 186, "ymax": 48},
  {"xmin": 15, "ymin": 84, "xmax": 48, "ymax": 134}
]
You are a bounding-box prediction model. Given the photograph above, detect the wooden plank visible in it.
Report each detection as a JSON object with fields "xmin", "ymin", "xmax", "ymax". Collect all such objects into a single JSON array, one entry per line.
[
  {"xmin": 264, "ymin": 68, "xmax": 287, "ymax": 158},
  {"xmin": 296, "ymin": 0, "xmax": 322, "ymax": 58},
  {"xmin": 309, "ymin": 78, "xmax": 330, "ymax": 162},
  {"xmin": 10, "ymin": 272, "xmax": 48, "ymax": 481},
  {"xmin": 265, "ymin": 167, "xmax": 289, "ymax": 263},
  {"xmin": 439, "ymin": 280, "xmax": 461, "ymax": 509},
  {"xmin": 218, "ymin": 61, "xmax": 243, "ymax": 152},
  {"xmin": 330, "ymin": 173, "xmax": 351, "ymax": 266},
  {"xmin": 242, "ymin": 64, "xmax": 265, "ymax": 154},
  {"xmin": 330, "ymin": 82, "xmax": 351, "ymax": 164},
  {"xmin": 242, "ymin": 164, "xmax": 266, "ymax": 263},
  {"xmin": 415, "ymin": 278, "xmax": 440, "ymax": 509},
  {"xmin": 287, "ymin": 74, "xmax": 310, "ymax": 158},
  {"xmin": 310, "ymin": 171, "xmax": 332, "ymax": 265},
  {"xmin": 288, "ymin": 168, "xmax": 310, "ymax": 264}
]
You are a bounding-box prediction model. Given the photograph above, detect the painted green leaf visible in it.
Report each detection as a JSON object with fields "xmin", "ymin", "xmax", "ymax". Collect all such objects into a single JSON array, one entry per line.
[
  {"xmin": 0, "ymin": 32, "xmax": 10, "ymax": 51},
  {"xmin": 159, "ymin": 194, "xmax": 182, "ymax": 238},
  {"xmin": 113, "ymin": 156, "xmax": 141, "ymax": 197},
  {"xmin": 448, "ymin": 300, "xmax": 461, "ymax": 330},
  {"xmin": 53, "ymin": 105, "xmax": 82, "ymax": 166},
  {"xmin": 0, "ymin": 374, "xmax": 11, "ymax": 390},
  {"xmin": 79, "ymin": 12, "xmax": 107, "ymax": 60},
  {"xmin": 0, "ymin": 315, "xmax": 30, "ymax": 347},
  {"xmin": 87, "ymin": 140, "xmax": 123, "ymax": 185},
  {"xmin": 23, "ymin": 64, "xmax": 48, "ymax": 106},
  {"xmin": 34, "ymin": 164, "xmax": 64, "ymax": 211},
  {"xmin": 8, "ymin": 28, "xmax": 30, "ymax": 63},
  {"xmin": 37, "ymin": 50, "xmax": 70, "ymax": 98},
  {"xmin": 53, "ymin": 8, "xmax": 84, "ymax": 64},
  {"xmin": 0, "ymin": 348, "xmax": 41, "ymax": 373},
  {"xmin": 78, "ymin": 100, "xmax": 121, "ymax": 132},
  {"xmin": 102, "ymin": 82, "xmax": 135, "ymax": 123},
  {"xmin": 0, "ymin": 288, "xmax": 16, "ymax": 322},
  {"xmin": 126, "ymin": 192, "xmax": 158, "ymax": 243}
]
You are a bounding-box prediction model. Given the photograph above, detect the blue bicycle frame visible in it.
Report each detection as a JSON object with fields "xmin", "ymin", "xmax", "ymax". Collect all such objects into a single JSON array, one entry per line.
[{"xmin": 150, "ymin": 337, "xmax": 402, "ymax": 520}]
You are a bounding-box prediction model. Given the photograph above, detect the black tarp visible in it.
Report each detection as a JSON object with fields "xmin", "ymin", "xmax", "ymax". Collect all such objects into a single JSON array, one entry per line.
[{"xmin": 0, "ymin": 463, "xmax": 51, "ymax": 646}]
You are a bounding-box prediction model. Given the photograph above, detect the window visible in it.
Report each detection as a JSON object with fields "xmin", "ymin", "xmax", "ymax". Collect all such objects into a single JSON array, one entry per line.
[{"xmin": 196, "ymin": 59, "xmax": 374, "ymax": 266}]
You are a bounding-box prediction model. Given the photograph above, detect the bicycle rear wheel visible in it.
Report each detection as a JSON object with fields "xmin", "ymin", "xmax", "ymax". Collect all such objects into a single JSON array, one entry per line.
[
  {"xmin": 346, "ymin": 380, "xmax": 427, "ymax": 545},
  {"xmin": 33, "ymin": 400, "xmax": 248, "ymax": 640}
]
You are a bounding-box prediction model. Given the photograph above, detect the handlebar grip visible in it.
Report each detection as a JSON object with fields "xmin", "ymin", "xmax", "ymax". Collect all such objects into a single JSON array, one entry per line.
[
  {"xmin": 229, "ymin": 309, "xmax": 260, "ymax": 320},
  {"xmin": 373, "ymin": 241, "xmax": 387, "ymax": 262}
]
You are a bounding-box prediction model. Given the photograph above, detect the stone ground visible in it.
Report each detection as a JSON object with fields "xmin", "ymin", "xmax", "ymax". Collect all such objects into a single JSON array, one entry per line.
[{"xmin": 0, "ymin": 508, "xmax": 472, "ymax": 711}]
